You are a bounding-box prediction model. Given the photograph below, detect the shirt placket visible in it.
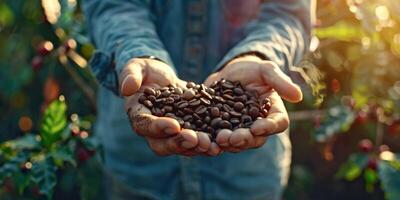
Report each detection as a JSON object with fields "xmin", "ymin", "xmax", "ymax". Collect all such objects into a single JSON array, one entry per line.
[
  {"xmin": 182, "ymin": 0, "xmax": 208, "ymax": 83},
  {"xmin": 180, "ymin": 2, "xmax": 207, "ymax": 199}
]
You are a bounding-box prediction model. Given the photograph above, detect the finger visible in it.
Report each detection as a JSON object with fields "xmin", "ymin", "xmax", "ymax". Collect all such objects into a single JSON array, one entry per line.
[
  {"xmin": 229, "ymin": 128, "xmax": 254, "ymax": 148},
  {"xmin": 251, "ymin": 92, "xmax": 289, "ymax": 136},
  {"xmin": 178, "ymin": 129, "xmax": 199, "ymax": 149},
  {"xmin": 126, "ymin": 94, "xmax": 181, "ymax": 138},
  {"xmin": 248, "ymin": 136, "xmax": 268, "ymax": 149},
  {"xmin": 203, "ymin": 72, "xmax": 220, "ymax": 86},
  {"xmin": 207, "ymin": 142, "xmax": 222, "ymax": 156},
  {"xmin": 146, "ymin": 130, "xmax": 198, "ymax": 156},
  {"xmin": 259, "ymin": 61, "xmax": 302, "ymax": 103},
  {"xmin": 195, "ymin": 132, "xmax": 211, "ymax": 153},
  {"xmin": 215, "ymin": 129, "xmax": 233, "ymax": 147},
  {"xmin": 120, "ymin": 62, "xmax": 144, "ymax": 96}
]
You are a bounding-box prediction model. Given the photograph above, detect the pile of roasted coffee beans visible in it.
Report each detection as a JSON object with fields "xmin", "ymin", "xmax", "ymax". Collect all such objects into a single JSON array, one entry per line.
[{"xmin": 139, "ymin": 79, "xmax": 271, "ymax": 140}]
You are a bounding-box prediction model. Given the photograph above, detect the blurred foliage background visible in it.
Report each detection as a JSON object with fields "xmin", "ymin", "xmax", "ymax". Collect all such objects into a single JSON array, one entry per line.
[{"xmin": 0, "ymin": 0, "xmax": 399, "ymax": 199}]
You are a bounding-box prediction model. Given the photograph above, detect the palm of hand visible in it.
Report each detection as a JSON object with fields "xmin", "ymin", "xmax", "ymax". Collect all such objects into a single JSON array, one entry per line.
[{"xmin": 204, "ymin": 56, "xmax": 302, "ymax": 152}]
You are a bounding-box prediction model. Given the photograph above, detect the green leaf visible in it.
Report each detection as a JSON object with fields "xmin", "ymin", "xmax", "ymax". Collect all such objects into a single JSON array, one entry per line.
[
  {"xmin": 335, "ymin": 153, "xmax": 368, "ymax": 181},
  {"xmin": 379, "ymin": 157, "xmax": 400, "ymax": 200},
  {"xmin": 0, "ymin": 3, "xmax": 14, "ymax": 26},
  {"xmin": 364, "ymin": 168, "xmax": 378, "ymax": 193},
  {"xmin": 1, "ymin": 134, "xmax": 41, "ymax": 151},
  {"xmin": 40, "ymin": 99, "xmax": 67, "ymax": 147},
  {"xmin": 314, "ymin": 106, "xmax": 355, "ymax": 142},
  {"xmin": 31, "ymin": 160, "xmax": 57, "ymax": 200},
  {"xmin": 0, "ymin": 152, "xmax": 29, "ymax": 184},
  {"xmin": 50, "ymin": 146, "xmax": 76, "ymax": 167},
  {"xmin": 13, "ymin": 172, "xmax": 31, "ymax": 195}
]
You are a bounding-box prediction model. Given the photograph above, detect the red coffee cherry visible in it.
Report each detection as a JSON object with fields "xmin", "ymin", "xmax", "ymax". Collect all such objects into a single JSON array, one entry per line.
[
  {"xmin": 31, "ymin": 56, "xmax": 43, "ymax": 71},
  {"xmin": 358, "ymin": 139, "xmax": 373, "ymax": 153},
  {"xmin": 36, "ymin": 41, "xmax": 54, "ymax": 56}
]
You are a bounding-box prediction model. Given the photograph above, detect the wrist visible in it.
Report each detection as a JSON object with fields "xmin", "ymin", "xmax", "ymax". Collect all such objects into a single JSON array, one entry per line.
[{"xmin": 226, "ymin": 52, "xmax": 265, "ymax": 66}]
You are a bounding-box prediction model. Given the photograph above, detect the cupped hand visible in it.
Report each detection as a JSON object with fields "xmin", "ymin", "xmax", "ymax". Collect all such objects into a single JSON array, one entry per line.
[
  {"xmin": 121, "ymin": 58, "xmax": 220, "ymax": 156},
  {"xmin": 204, "ymin": 55, "xmax": 302, "ymax": 153}
]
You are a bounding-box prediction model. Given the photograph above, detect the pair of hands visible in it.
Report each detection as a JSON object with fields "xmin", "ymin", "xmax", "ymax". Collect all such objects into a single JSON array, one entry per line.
[{"xmin": 121, "ymin": 55, "xmax": 302, "ymax": 156}]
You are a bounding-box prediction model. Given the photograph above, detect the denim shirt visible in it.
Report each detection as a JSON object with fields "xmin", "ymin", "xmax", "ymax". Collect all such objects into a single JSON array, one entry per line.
[{"xmin": 82, "ymin": 1, "xmax": 311, "ymax": 199}]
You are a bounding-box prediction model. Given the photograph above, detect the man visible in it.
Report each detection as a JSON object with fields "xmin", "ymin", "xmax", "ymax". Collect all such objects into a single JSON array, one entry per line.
[{"xmin": 83, "ymin": 0, "xmax": 312, "ymax": 199}]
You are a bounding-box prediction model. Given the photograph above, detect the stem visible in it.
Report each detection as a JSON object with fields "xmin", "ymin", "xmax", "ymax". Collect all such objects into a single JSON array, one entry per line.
[
  {"xmin": 375, "ymin": 121, "xmax": 384, "ymax": 150},
  {"xmin": 60, "ymin": 61, "xmax": 97, "ymax": 111}
]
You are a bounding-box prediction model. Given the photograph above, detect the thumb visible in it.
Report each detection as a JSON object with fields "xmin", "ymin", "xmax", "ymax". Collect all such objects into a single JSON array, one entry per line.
[
  {"xmin": 260, "ymin": 61, "xmax": 302, "ymax": 103},
  {"xmin": 120, "ymin": 63, "xmax": 144, "ymax": 96},
  {"xmin": 204, "ymin": 72, "xmax": 220, "ymax": 86}
]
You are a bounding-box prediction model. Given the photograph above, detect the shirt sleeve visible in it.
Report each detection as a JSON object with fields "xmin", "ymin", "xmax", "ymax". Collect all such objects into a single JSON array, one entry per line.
[
  {"xmin": 82, "ymin": 0, "xmax": 173, "ymax": 95},
  {"xmin": 216, "ymin": 0, "xmax": 313, "ymax": 73}
]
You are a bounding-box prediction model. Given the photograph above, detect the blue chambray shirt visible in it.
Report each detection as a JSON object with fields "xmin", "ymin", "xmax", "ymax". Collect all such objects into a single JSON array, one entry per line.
[{"xmin": 82, "ymin": 0, "xmax": 311, "ymax": 199}]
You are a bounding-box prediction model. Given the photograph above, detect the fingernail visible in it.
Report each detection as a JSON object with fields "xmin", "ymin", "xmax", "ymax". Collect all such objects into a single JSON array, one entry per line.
[
  {"xmin": 165, "ymin": 128, "xmax": 178, "ymax": 135},
  {"xmin": 219, "ymin": 142, "xmax": 229, "ymax": 147},
  {"xmin": 121, "ymin": 75, "xmax": 134, "ymax": 94},
  {"xmin": 181, "ymin": 141, "xmax": 195, "ymax": 149},
  {"xmin": 196, "ymin": 146, "xmax": 207, "ymax": 152},
  {"xmin": 232, "ymin": 140, "xmax": 245, "ymax": 147}
]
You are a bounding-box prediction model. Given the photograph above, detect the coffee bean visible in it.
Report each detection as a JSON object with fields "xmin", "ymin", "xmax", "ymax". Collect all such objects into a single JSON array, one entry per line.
[
  {"xmin": 165, "ymin": 97, "xmax": 175, "ymax": 104},
  {"xmin": 174, "ymin": 87, "xmax": 183, "ymax": 95},
  {"xmin": 195, "ymin": 119, "xmax": 203, "ymax": 127},
  {"xmin": 139, "ymin": 95, "xmax": 147, "ymax": 103},
  {"xmin": 143, "ymin": 100, "xmax": 153, "ymax": 108},
  {"xmin": 183, "ymin": 115, "xmax": 193, "ymax": 122},
  {"xmin": 206, "ymin": 88, "xmax": 215, "ymax": 95},
  {"xmin": 177, "ymin": 119, "xmax": 185, "ymax": 126},
  {"xmin": 155, "ymin": 90, "xmax": 161, "ymax": 97},
  {"xmin": 264, "ymin": 101, "xmax": 272, "ymax": 111},
  {"xmin": 249, "ymin": 107, "xmax": 260, "ymax": 119},
  {"xmin": 195, "ymin": 106, "xmax": 207, "ymax": 115},
  {"xmin": 226, "ymin": 100, "xmax": 235, "ymax": 107},
  {"xmin": 189, "ymin": 99, "xmax": 201, "ymax": 107},
  {"xmin": 200, "ymin": 90, "xmax": 213, "ymax": 100},
  {"xmin": 161, "ymin": 90, "xmax": 171, "ymax": 97},
  {"xmin": 170, "ymin": 94, "xmax": 181, "ymax": 101},
  {"xmin": 176, "ymin": 101, "xmax": 189, "ymax": 109},
  {"xmin": 210, "ymin": 107, "xmax": 220, "ymax": 118},
  {"xmin": 223, "ymin": 104, "xmax": 233, "ymax": 112},
  {"xmin": 144, "ymin": 88, "xmax": 156, "ymax": 96},
  {"xmin": 219, "ymin": 120, "xmax": 232, "ymax": 129},
  {"xmin": 183, "ymin": 122, "xmax": 192, "ymax": 129},
  {"xmin": 233, "ymin": 88, "xmax": 244, "ymax": 95},
  {"xmin": 162, "ymin": 105, "xmax": 172, "ymax": 112},
  {"xmin": 222, "ymin": 94, "xmax": 234, "ymax": 101},
  {"xmin": 160, "ymin": 86, "xmax": 169, "ymax": 91},
  {"xmin": 241, "ymin": 115, "xmax": 252, "ymax": 123},
  {"xmin": 233, "ymin": 102, "xmax": 244, "ymax": 112},
  {"xmin": 147, "ymin": 95, "xmax": 156, "ymax": 102},
  {"xmin": 152, "ymin": 107, "xmax": 163, "ymax": 116},
  {"xmin": 140, "ymin": 80, "xmax": 270, "ymax": 140},
  {"xmin": 223, "ymin": 89, "xmax": 233, "ymax": 95},
  {"xmin": 165, "ymin": 113, "xmax": 176, "ymax": 118},
  {"xmin": 214, "ymin": 96, "xmax": 225, "ymax": 103},
  {"xmin": 176, "ymin": 110, "xmax": 185, "ymax": 117},
  {"xmin": 183, "ymin": 107, "xmax": 193, "ymax": 114},
  {"xmin": 229, "ymin": 111, "xmax": 242, "ymax": 118},
  {"xmin": 186, "ymin": 82, "xmax": 196, "ymax": 88},
  {"xmin": 231, "ymin": 118, "xmax": 240, "ymax": 125},
  {"xmin": 211, "ymin": 118, "xmax": 222, "ymax": 129},
  {"xmin": 221, "ymin": 112, "xmax": 230, "ymax": 120},
  {"xmin": 182, "ymin": 89, "xmax": 195, "ymax": 100},
  {"xmin": 200, "ymin": 97, "xmax": 211, "ymax": 105},
  {"xmin": 204, "ymin": 116, "xmax": 211, "ymax": 123},
  {"xmin": 221, "ymin": 81, "xmax": 234, "ymax": 89},
  {"xmin": 193, "ymin": 113, "xmax": 201, "ymax": 120}
]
